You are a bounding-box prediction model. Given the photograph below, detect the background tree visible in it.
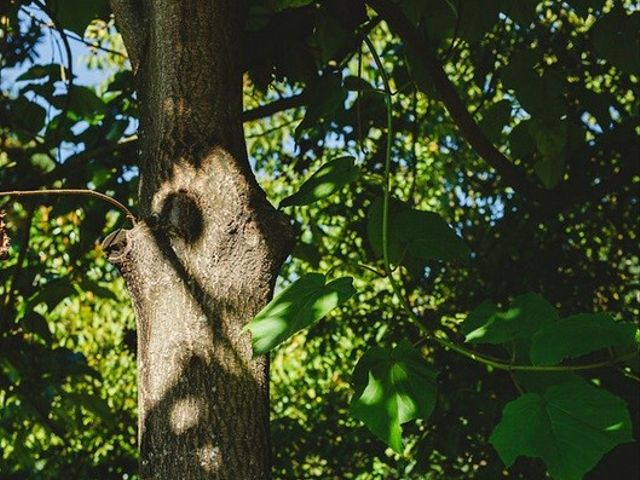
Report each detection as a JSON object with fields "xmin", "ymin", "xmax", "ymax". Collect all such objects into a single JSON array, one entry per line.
[{"xmin": 0, "ymin": 0, "xmax": 638, "ymax": 479}]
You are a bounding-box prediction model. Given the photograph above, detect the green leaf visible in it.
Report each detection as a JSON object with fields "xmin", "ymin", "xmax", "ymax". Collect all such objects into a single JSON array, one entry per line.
[
  {"xmin": 22, "ymin": 312, "xmax": 52, "ymax": 344},
  {"xmin": 9, "ymin": 97, "xmax": 47, "ymax": 136},
  {"xmin": 52, "ymin": 0, "xmax": 109, "ymax": 36},
  {"xmin": 463, "ymin": 293, "xmax": 558, "ymax": 344},
  {"xmin": 280, "ymin": 156, "xmax": 359, "ymax": 207},
  {"xmin": 458, "ymin": 0, "xmax": 500, "ymax": 42},
  {"xmin": 421, "ymin": 0, "xmax": 457, "ymax": 42},
  {"xmin": 295, "ymin": 73, "xmax": 347, "ymax": 139},
  {"xmin": 350, "ymin": 340, "xmax": 437, "ymax": 453},
  {"xmin": 66, "ymin": 392, "xmax": 116, "ymax": 428},
  {"xmin": 367, "ymin": 198, "xmax": 470, "ymax": 267},
  {"xmin": 245, "ymin": 273, "xmax": 356, "ymax": 355},
  {"xmin": 275, "ymin": 0, "xmax": 313, "ymax": 10},
  {"xmin": 502, "ymin": 0, "xmax": 539, "ymax": 26},
  {"xmin": 343, "ymin": 76, "xmax": 374, "ymax": 92},
  {"xmin": 592, "ymin": 9, "xmax": 640, "ymax": 75},
  {"xmin": 479, "ymin": 100, "xmax": 512, "ymax": 143},
  {"xmin": 25, "ymin": 277, "xmax": 76, "ymax": 313},
  {"xmin": 528, "ymin": 118, "xmax": 568, "ymax": 160},
  {"xmin": 16, "ymin": 63, "xmax": 68, "ymax": 82},
  {"xmin": 313, "ymin": 9, "xmax": 352, "ymax": 64},
  {"xmin": 52, "ymin": 85, "xmax": 107, "ymax": 121},
  {"xmin": 533, "ymin": 157, "xmax": 565, "ymax": 189},
  {"xmin": 508, "ymin": 121, "xmax": 537, "ymax": 162},
  {"xmin": 530, "ymin": 313, "xmax": 638, "ymax": 366},
  {"xmin": 490, "ymin": 379, "xmax": 633, "ymax": 480},
  {"xmin": 395, "ymin": 0, "xmax": 429, "ymax": 26}
]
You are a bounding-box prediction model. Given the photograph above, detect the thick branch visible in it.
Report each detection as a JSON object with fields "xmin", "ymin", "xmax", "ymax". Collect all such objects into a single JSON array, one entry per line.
[
  {"xmin": 242, "ymin": 92, "xmax": 306, "ymax": 122},
  {"xmin": 367, "ymin": 0, "xmax": 546, "ymax": 201}
]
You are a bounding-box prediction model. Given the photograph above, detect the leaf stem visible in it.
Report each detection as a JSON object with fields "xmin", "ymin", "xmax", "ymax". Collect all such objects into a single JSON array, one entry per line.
[
  {"xmin": 363, "ymin": 35, "xmax": 638, "ymax": 375},
  {"xmin": 0, "ymin": 189, "xmax": 136, "ymax": 224}
]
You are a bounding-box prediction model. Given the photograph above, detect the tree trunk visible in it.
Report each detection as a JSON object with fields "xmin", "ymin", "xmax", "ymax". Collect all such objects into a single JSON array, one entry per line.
[{"xmin": 106, "ymin": 1, "xmax": 293, "ymax": 478}]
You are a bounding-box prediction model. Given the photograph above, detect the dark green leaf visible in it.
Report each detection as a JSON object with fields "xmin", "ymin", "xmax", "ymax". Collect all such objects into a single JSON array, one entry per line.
[
  {"xmin": 16, "ymin": 63, "xmax": 68, "ymax": 82},
  {"xmin": 479, "ymin": 100, "xmax": 512, "ymax": 143},
  {"xmin": 508, "ymin": 121, "xmax": 537, "ymax": 161},
  {"xmin": 530, "ymin": 313, "xmax": 638, "ymax": 366},
  {"xmin": 458, "ymin": 0, "xmax": 500, "ymax": 42},
  {"xmin": 280, "ymin": 156, "xmax": 359, "ymax": 207},
  {"xmin": 533, "ymin": 157, "xmax": 565, "ymax": 189},
  {"xmin": 52, "ymin": 0, "xmax": 109, "ymax": 36},
  {"xmin": 592, "ymin": 9, "xmax": 640, "ymax": 75},
  {"xmin": 9, "ymin": 97, "xmax": 46, "ymax": 135},
  {"xmin": 343, "ymin": 76, "xmax": 374, "ymax": 92},
  {"xmin": 275, "ymin": 0, "xmax": 313, "ymax": 10},
  {"xmin": 51, "ymin": 85, "xmax": 107, "ymax": 121},
  {"xmin": 502, "ymin": 0, "xmax": 539, "ymax": 26},
  {"xmin": 313, "ymin": 9, "xmax": 352, "ymax": 64},
  {"xmin": 463, "ymin": 293, "xmax": 558, "ymax": 344},
  {"xmin": 25, "ymin": 277, "xmax": 76, "ymax": 313},
  {"xmin": 350, "ymin": 340, "xmax": 437, "ymax": 453},
  {"xmin": 490, "ymin": 379, "xmax": 633, "ymax": 480},
  {"xmin": 245, "ymin": 273, "xmax": 356, "ymax": 355},
  {"xmin": 22, "ymin": 312, "xmax": 52, "ymax": 344},
  {"xmin": 367, "ymin": 198, "xmax": 470, "ymax": 267},
  {"xmin": 295, "ymin": 73, "xmax": 347, "ymax": 139}
]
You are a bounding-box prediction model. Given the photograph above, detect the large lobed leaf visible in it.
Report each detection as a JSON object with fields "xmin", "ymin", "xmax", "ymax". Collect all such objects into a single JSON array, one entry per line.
[
  {"xmin": 490, "ymin": 377, "xmax": 633, "ymax": 480},
  {"xmin": 462, "ymin": 293, "xmax": 558, "ymax": 344},
  {"xmin": 350, "ymin": 340, "xmax": 437, "ymax": 453},
  {"xmin": 245, "ymin": 273, "xmax": 355, "ymax": 355},
  {"xmin": 463, "ymin": 295, "xmax": 638, "ymax": 365},
  {"xmin": 530, "ymin": 313, "xmax": 638, "ymax": 366},
  {"xmin": 367, "ymin": 197, "xmax": 470, "ymax": 270}
]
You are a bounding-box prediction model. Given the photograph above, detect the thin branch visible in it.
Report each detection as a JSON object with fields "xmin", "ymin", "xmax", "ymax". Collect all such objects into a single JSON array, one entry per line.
[
  {"xmin": 65, "ymin": 30, "xmax": 127, "ymax": 58},
  {"xmin": 0, "ymin": 189, "xmax": 136, "ymax": 223},
  {"xmin": 19, "ymin": 6, "xmax": 127, "ymax": 58}
]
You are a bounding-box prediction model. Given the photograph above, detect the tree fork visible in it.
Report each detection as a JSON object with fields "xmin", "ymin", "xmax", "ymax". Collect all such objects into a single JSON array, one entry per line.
[{"xmin": 109, "ymin": 1, "xmax": 294, "ymax": 478}]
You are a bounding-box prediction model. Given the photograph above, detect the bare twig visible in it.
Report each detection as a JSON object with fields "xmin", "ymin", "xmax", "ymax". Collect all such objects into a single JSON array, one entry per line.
[{"xmin": 0, "ymin": 189, "xmax": 136, "ymax": 223}]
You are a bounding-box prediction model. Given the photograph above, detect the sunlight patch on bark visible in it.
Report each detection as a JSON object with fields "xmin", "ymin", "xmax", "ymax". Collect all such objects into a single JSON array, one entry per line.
[{"xmin": 169, "ymin": 396, "xmax": 204, "ymax": 435}]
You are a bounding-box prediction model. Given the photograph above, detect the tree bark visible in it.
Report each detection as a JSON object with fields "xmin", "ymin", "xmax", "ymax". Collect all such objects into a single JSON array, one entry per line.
[{"xmin": 107, "ymin": 1, "xmax": 293, "ymax": 478}]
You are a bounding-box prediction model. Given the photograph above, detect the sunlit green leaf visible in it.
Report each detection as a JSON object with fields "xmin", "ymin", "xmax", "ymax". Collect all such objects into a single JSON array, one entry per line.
[
  {"xmin": 463, "ymin": 293, "xmax": 559, "ymax": 344},
  {"xmin": 280, "ymin": 156, "xmax": 359, "ymax": 207},
  {"xmin": 491, "ymin": 378, "xmax": 633, "ymax": 480},
  {"xmin": 245, "ymin": 273, "xmax": 355, "ymax": 355},
  {"xmin": 350, "ymin": 340, "xmax": 437, "ymax": 453}
]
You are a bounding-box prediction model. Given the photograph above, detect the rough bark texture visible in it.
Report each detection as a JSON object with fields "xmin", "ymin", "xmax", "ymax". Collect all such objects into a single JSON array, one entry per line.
[{"xmin": 108, "ymin": 1, "xmax": 293, "ymax": 478}]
